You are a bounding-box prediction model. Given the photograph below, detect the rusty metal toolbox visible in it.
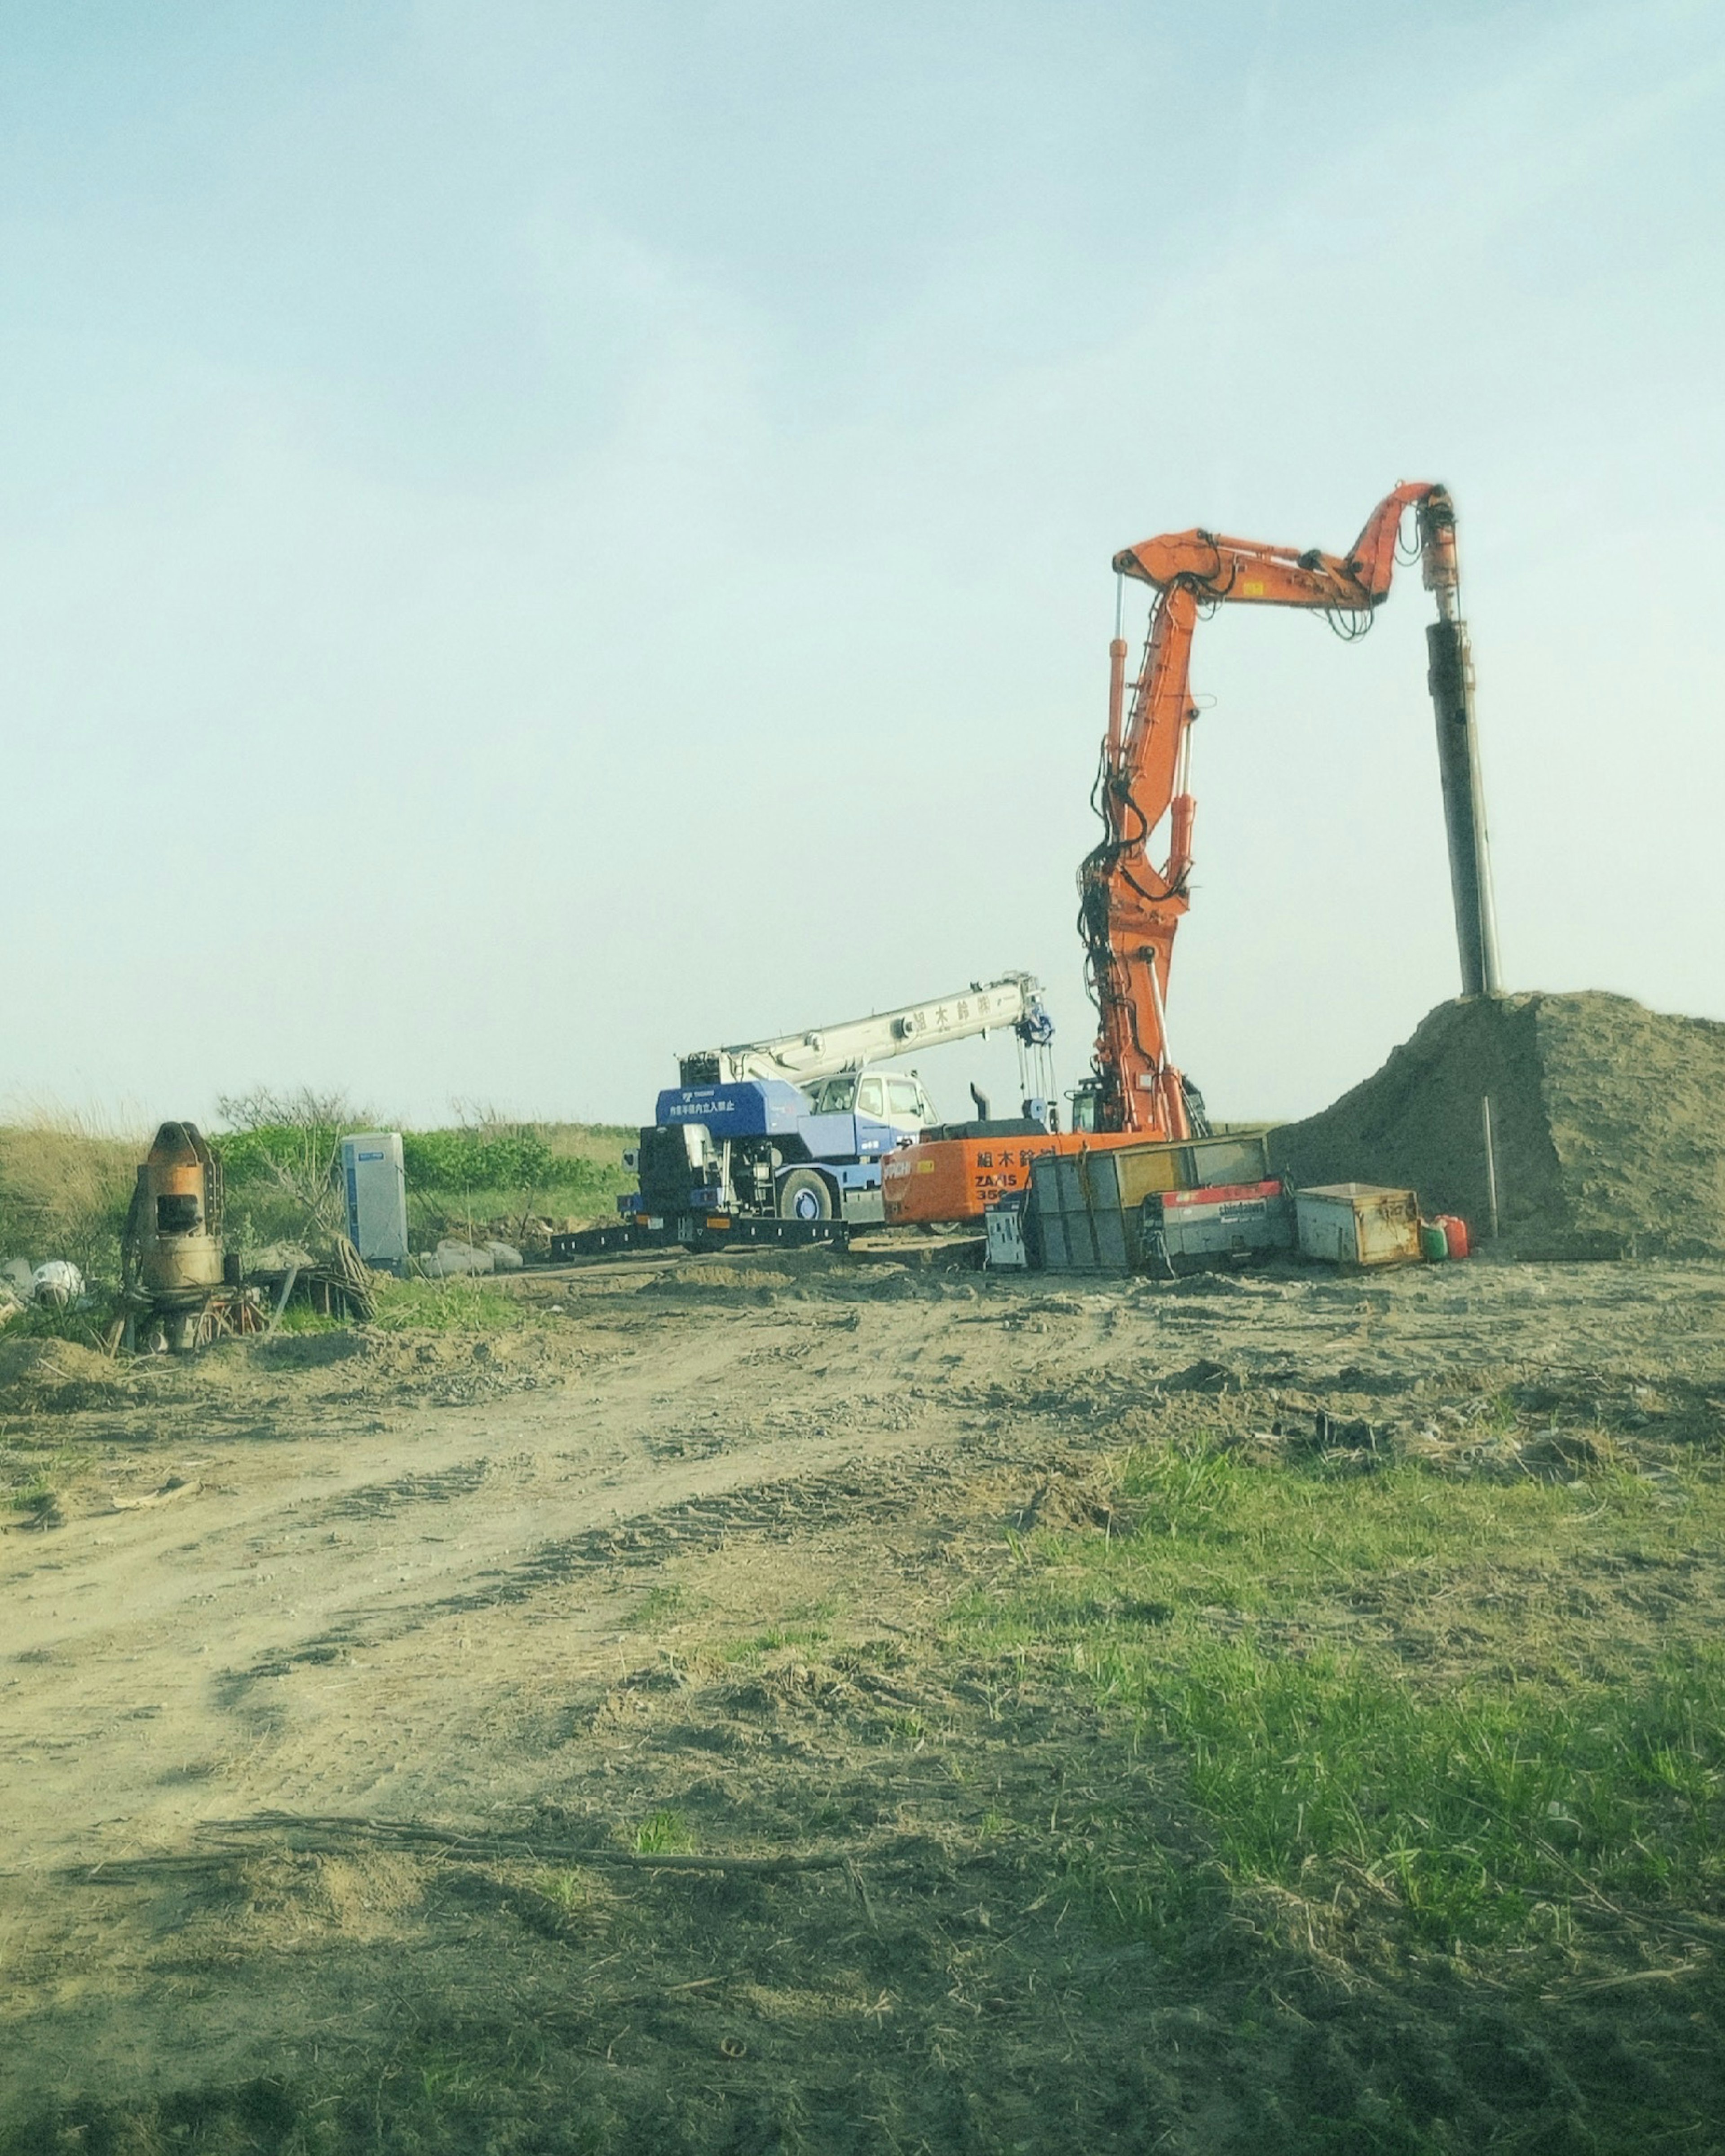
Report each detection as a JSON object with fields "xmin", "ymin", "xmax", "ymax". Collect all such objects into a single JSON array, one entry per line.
[{"xmin": 1294, "ymin": 1184, "xmax": 1422, "ymax": 1267}]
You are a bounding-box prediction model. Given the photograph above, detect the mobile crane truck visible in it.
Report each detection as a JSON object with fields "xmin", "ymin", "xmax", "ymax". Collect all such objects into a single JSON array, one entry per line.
[{"xmin": 551, "ymin": 973, "xmax": 1056, "ymax": 1257}]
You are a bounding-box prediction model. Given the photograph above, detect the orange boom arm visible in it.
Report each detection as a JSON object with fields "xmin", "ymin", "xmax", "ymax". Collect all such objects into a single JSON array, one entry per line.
[{"xmin": 1078, "ymin": 481, "xmax": 1442, "ymax": 1139}]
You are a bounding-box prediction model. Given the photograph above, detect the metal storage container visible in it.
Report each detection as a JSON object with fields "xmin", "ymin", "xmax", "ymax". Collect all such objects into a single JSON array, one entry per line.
[
  {"xmin": 1295, "ymin": 1184, "xmax": 1422, "ymax": 1267},
  {"xmin": 984, "ymin": 1196, "xmax": 1030, "ymax": 1269},
  {"xmin": 1029, "ymin": 1153, "xmax": 1131, "ymax": 1272}
]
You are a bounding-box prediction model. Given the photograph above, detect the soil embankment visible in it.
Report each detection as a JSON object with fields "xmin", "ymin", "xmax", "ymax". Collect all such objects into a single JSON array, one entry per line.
[{"xmin": 1271, "ymin": 990, "xmax": 1725, "ymax": 1257}]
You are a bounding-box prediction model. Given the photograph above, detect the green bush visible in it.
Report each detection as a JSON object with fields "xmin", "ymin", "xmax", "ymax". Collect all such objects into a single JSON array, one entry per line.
[
  {"xmin": 400, "ymin": 1128, "xmax": 552, "ymax": 1192},
  {"xmin": 215, "ymin": 1123, "xmax": 342, "ymax": 1184},
  {"xmin": 218, "ymin": 1125, "xmax": 626, "ymax": 1205}
]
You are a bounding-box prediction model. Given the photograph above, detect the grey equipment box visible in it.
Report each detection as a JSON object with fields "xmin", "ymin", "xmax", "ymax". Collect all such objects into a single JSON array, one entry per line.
[
  {"xmin": 1295, "ymin": 1183, "xmax": 1421, "ymax": 1268},
  {"xmin": 1140, "ymin": 1179, "xmax": 1294, "ymax": 1276},
  {"xmin": 984, "ymin": 1193, "xmax": 1030, "ymax": 1269},
  {"xmin": 342, "ymin": 1132, "xmax": 408, "ymax": 1270},
  {"xmin": 1030, "ymin": 1154, "xmax": 1132, "ymax": 1273}
]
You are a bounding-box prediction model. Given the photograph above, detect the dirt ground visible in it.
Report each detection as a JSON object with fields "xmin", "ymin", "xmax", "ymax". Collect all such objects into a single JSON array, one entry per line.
[{"xmin": 4, "ymin": 1243, "xmax": 1724, "ymax": 2153}]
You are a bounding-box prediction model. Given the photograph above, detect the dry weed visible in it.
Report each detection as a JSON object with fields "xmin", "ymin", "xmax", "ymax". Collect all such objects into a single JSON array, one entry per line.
[{"xmin": 0, "ymin": 1107, "xmax": 142, "ymax": 1277}]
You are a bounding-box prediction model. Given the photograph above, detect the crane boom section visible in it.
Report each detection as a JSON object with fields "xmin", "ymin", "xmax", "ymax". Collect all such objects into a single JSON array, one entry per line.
[
  {"xmin": 1081, "ymin": 482, "xmax": 1441, "ymax": 1139},
  {"xmin": 680, "ymin": 972, "xmax": 1047, "ymax": 1090}
]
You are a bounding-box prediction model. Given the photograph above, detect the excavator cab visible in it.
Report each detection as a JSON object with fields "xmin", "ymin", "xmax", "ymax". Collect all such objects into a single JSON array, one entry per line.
[{"xmin": 1068, "ymin": 1078, "xmax": 1106, "ymax": 1134}]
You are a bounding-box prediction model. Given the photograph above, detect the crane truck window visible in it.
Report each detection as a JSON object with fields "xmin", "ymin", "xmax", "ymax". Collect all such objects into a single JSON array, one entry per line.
[
  {"xmin": 887, "ymin": 1078, "xmax": 922, "ymax": 1116},
  {"xmin": 857, "ymin": 1078, "xmax": 886, "ymax": 1118}
]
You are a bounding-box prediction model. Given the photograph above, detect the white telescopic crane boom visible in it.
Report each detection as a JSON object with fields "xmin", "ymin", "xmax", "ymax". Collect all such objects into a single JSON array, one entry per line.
[{"xmin": 678, "ymin": 972, "xmax": 1051, "ymax": 1089}]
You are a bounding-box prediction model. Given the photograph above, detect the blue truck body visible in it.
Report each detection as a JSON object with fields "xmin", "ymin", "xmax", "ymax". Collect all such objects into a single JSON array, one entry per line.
[
  {"xmin": 655, "ymin": 1081, "xmax": 900, "ymax": 1160},
  {"xmin": 615, "ymin": 1075, "xmax": 913, "ymax": 1230}
]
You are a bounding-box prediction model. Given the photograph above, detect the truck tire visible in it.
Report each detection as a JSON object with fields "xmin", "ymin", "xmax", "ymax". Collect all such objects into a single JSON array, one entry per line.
[{"xmin": 778, "ymin": 1169, "xmax": 834, "ymax": 1222}]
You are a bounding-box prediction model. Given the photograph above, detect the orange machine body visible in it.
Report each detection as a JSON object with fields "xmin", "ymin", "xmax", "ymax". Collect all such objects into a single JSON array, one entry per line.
[
  {"xmin": 126, "ymin": 1122, "xmax": 225, "ymax": 1304},
  {"xmin": 887, "ymin": 482, "xmax": 1451, "ymax": 1226},
  {"xmin": 883, "ymin": 1128, "xmax": 1147, "ymax": 1225}
]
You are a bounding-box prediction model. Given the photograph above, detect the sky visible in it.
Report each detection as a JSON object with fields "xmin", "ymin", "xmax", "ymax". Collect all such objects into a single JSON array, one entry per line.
[{"xmin": 3, "ymin": 0, "xmax": 1721, "ymax": 1132}]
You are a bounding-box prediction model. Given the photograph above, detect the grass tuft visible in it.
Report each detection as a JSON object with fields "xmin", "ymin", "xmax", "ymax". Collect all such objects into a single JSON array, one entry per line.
[
  {"xmin": 532, "ymin": 1866, "xmax": 593, "ymax": 1914},
  {"xmin": 632, "ymin": 1809, "xmax": 696, "ymax": 1856},
  {"xmin": 626, "ymin": 1583, "xmax": 696, "ymax": 1631}
]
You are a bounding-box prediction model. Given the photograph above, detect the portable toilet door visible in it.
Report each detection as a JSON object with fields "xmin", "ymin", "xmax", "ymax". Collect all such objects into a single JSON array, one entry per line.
[{"xmin": 342, "ymin": 1133, "xmax": 409, "ymax": 1269}]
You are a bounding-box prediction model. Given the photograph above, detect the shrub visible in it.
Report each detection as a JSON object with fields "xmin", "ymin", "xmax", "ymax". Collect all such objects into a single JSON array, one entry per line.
[{"xmin": 400, "ymin": 1128, "xmax": 554, "ymax": 1193}]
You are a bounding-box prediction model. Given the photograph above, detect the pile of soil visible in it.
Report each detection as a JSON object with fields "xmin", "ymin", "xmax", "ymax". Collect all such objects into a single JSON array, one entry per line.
[
  {"xmin": 1270, "ymin": 991, "xmax": 1725, "ymax": 1258},
  {"xmin": 0, "ymin": 1336, "xmax": 132, "ymax": 1412}
]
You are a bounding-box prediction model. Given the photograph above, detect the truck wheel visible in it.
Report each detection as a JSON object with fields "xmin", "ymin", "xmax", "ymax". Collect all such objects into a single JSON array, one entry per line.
[{"xmin": 778, "ymin": 1170, "xmax": 833, "ymax": 1222}]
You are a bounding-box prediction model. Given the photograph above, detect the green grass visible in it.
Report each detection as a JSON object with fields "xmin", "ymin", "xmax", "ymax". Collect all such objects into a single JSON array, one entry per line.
[
  {"xmin": 625, "ymin": 1582, "xmax": 698, "ymax": 1630},
  {"xmin": 273, "ymin": 1305, "xmax": 350, "ymax": 1336},
  {"xmin": 220, "ymin": 1120, "xmax": 636, "ymax": 1258},
  {"xmin": 632, "ymin": 1808, "xmax": 696, "ymax": 1856},
  {"xmin": 4, "ymin": 1470, "xmax": 62, "ymax": 1521},
  {"xmin": 0, "ymin": 1438, "xmax": 88, "ymax": 1517},
  {"xmin": 532, "ymin": 1866, "xmax": 594, "ymax": 1914},
  {"xmin": 957, "ymin": 1436, "xmax": 1725, "ymax": 1947},
  {"xmin": 720, "ymin": 1606, "xmax": 836, "ymax": 1662},
  {"xmin": 405, "ymin": 1175, "xmax": 628, "ymax": 1244},
  {"xmin": 366, "ymin": 1276, "xmax": 545, "ymax": 1333}
]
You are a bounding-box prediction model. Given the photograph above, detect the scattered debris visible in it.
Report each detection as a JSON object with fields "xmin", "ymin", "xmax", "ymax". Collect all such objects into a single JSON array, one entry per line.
[
  {"xmin": 108, "ymin": 1474, "xmax": 199, "ymax": 1513},
  {"xmin": 29, "ymin": 1259, "xmax": 85, "ymax": 1307},
  {"xmin": 420, "ymin": 1239, "xmax": 496, "ymax": 1277}
]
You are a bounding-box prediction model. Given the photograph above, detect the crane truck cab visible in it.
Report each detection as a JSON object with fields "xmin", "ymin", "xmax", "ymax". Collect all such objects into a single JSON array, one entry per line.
[{"xmin": 805, "ymin": 1070, "xmax": 938, "ymax": 1138}]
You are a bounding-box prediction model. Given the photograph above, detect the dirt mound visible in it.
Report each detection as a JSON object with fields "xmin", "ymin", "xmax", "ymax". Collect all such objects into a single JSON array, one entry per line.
[
  {"xmin": 0, "ymin": 1335, "xmax": 131, "ymax": 1411},
  {"xmin": 1271, "ymin": 992, "xmax": 1725, "ymax": 1258}
]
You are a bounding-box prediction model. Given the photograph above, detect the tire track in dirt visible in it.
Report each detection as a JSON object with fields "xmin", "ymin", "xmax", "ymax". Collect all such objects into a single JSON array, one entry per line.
[{"xmin": 0, "ymin": 1290, "xmax": 1044, "ymax": 1868}]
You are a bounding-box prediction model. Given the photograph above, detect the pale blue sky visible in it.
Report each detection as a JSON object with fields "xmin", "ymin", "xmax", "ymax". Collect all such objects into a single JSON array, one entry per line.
[{"xmin": 3, "ymin": 1, "xmax": 1721, "ymax": 1128}]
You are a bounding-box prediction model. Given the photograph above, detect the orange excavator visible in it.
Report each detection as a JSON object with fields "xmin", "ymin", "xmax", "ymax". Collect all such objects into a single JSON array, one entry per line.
[{"xmin": 883, "ymin": 480, "xmax": 1500, "ymax": 1225}]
